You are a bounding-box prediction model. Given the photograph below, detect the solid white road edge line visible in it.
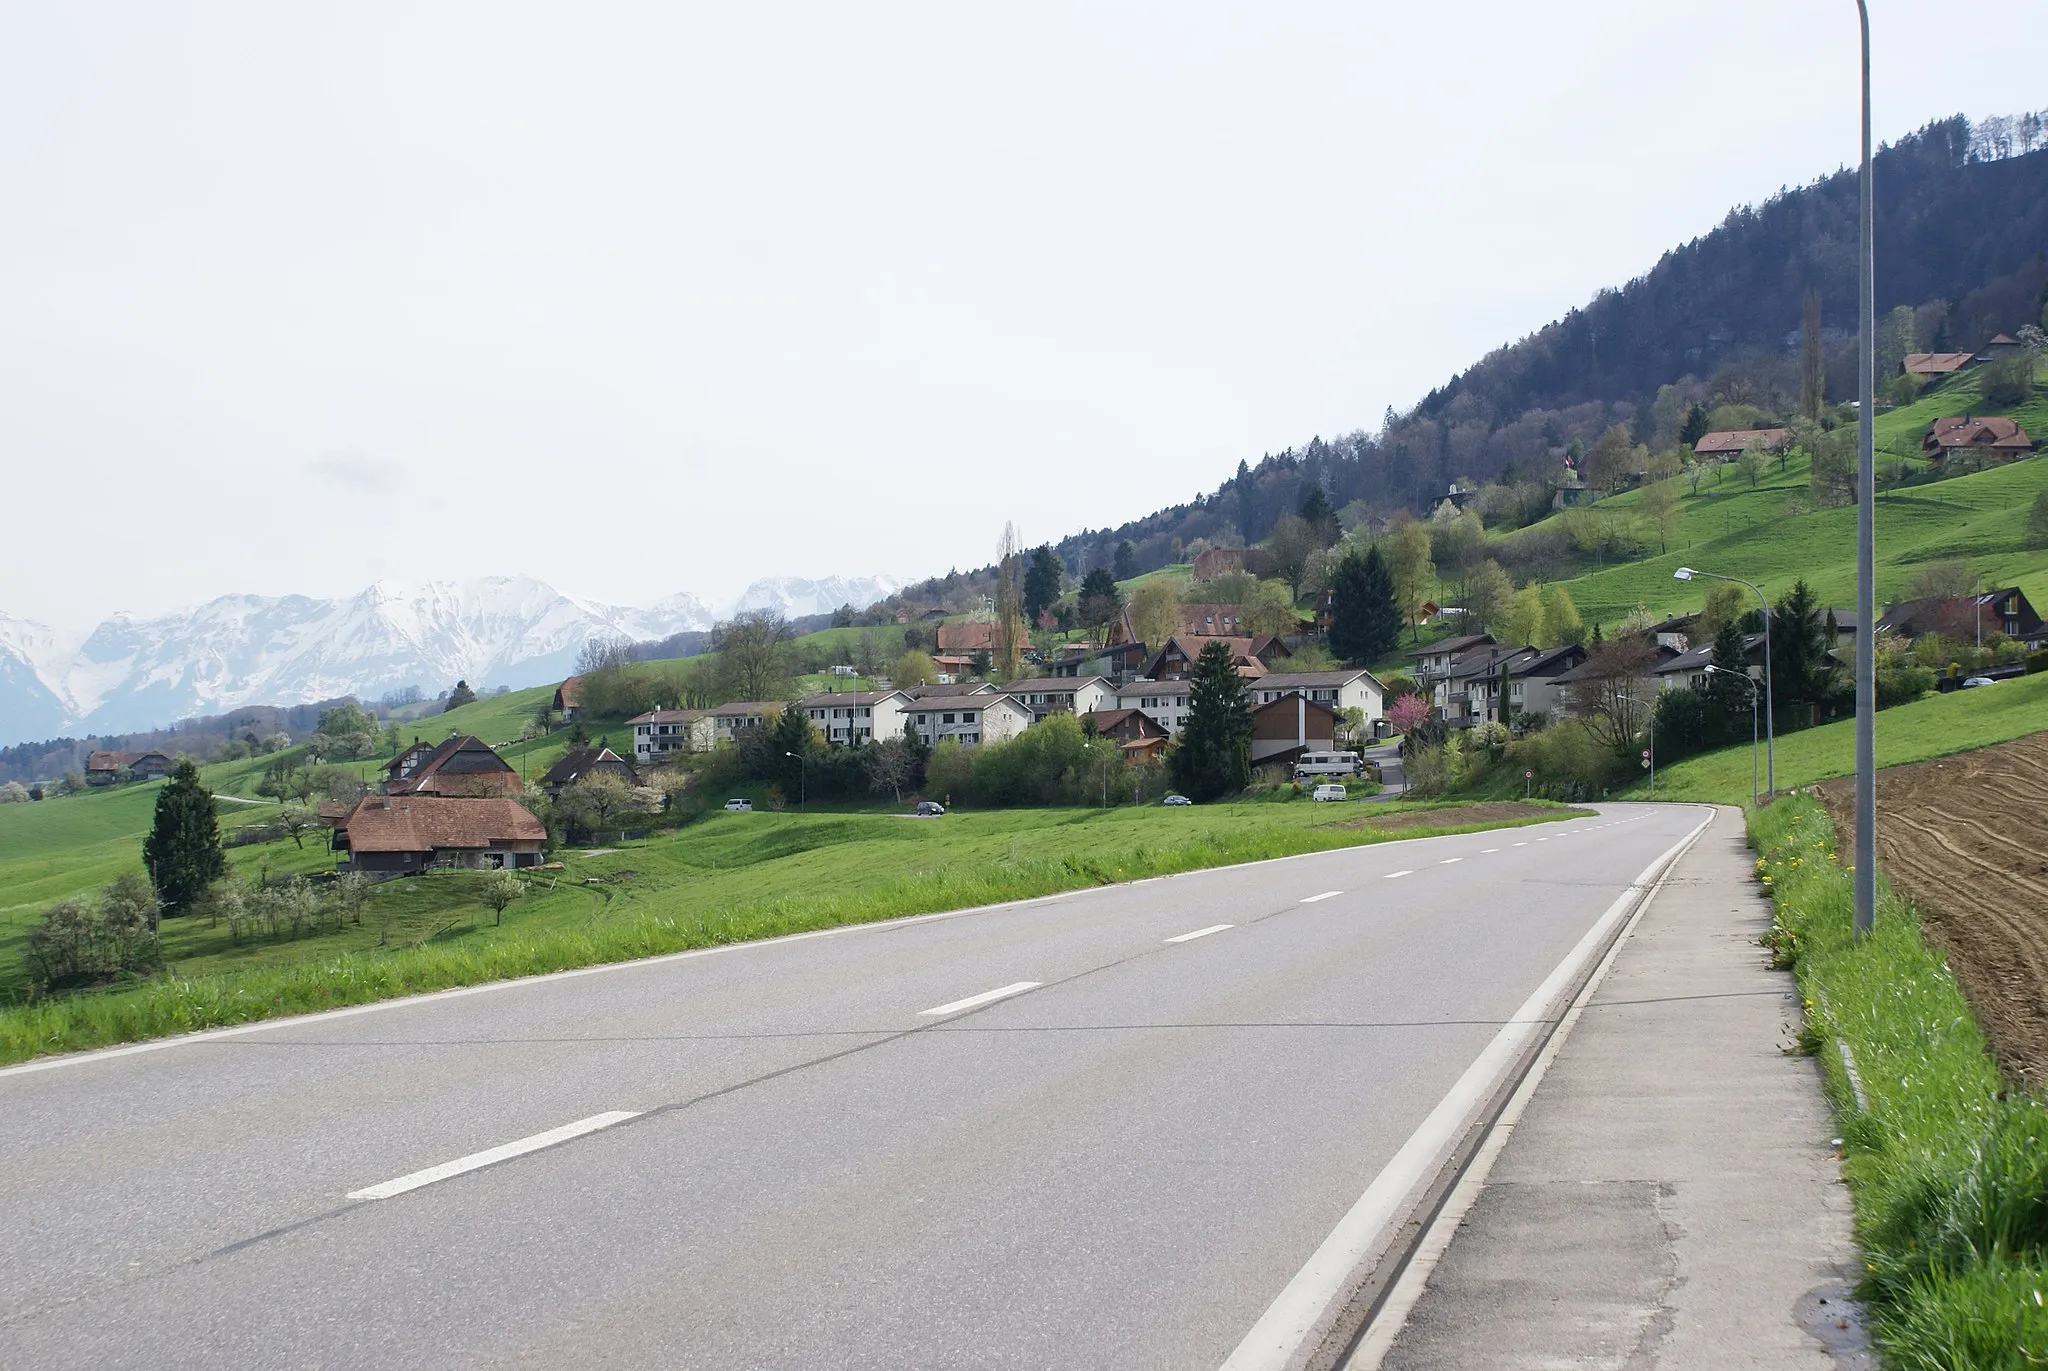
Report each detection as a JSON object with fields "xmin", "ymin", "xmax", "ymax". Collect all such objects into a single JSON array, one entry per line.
[
  {"xmin": 347, "ymin": 1111, "xmax": 640, "ymax": 1201},
  {"xmin": 919, "ymin": 981, "xmax": 1043, "ymax": 1016},
  {"xmin": 1339, "ymin": 812, "xmax": 1702, "ymax": 1371},
  {"xmin": 1215, "ymin": 807, "xmax": 1714, "ymax": 1371},
  {"xmin": 1299, "ymin": 891, "xmax": 1344, "ymax": 904},
  {"xmin": 1166, "ymin": 925, "xmax": 1235, "ymax": 944}
]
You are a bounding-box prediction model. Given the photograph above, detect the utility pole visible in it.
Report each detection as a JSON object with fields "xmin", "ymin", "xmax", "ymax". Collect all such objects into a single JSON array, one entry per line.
[{"xmin": 1853, "ymin": 0, "xmax": 1877, "ymax": 939}]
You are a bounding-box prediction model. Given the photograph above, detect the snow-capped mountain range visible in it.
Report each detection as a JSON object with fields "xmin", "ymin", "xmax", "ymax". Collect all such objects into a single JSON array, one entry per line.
[{"xmin": 0, "ymin": 574, "xmax": 904, "ymax": 747}]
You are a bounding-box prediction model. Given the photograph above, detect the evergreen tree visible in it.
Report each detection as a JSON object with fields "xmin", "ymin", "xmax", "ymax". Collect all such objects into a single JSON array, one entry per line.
[
  {"xmin": 1679, "ymin": 402, "xmax": 1710, "ymax": 449},
  {"xmin": 1705, "ymin": 618, "xmax": 1752, "ymax": 741},
  {"xmin": 1329, "ymin": 547, "xmax": 1401, "ymax": 664},
  {"xmin": 1299, "ymin": 483, "xmax": 1338, "ymax": 544},
  {"xmin": 767, "ymin": 703, "xmax": 815, "ymax": 799},
  {"xmin": 1767, "ymin": 580, "xmax": 1840, "ymax": 722},
  {"xmin": 1022, "ymin": 545, "xmax": 1064, "ymax": 623},
  {"xmin": 1112, "ymin": 540, "xmax": 1138, "ymax": 581},
  {"xmin": 141, "ymin": 760, "xmax": 224, "ymax": 919},
  {"xmin": 1171, "ymin": 641, "xmax": 1253, "ymax": 802},
  {"xmin": 446, "ymin": 679, "xmax": 478, "ymax": 709}
]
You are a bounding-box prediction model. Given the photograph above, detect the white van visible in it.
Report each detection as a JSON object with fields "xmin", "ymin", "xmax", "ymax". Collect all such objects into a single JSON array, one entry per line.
[{"xmin": 1293, "ymin": 751, "xmax": 1362, "ymax": 780}]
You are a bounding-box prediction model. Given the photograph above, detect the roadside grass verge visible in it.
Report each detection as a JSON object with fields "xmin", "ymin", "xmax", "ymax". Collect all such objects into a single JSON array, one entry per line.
[
  {"xmin": 1749, "ymin": 796, "xmax": 2048, "ymax": 1367},
  {"xmin": 0, "ymin": 799, "xmax": 1583, "ymax": 1066}
]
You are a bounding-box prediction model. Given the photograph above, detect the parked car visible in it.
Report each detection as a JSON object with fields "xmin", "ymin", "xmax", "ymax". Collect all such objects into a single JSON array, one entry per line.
[
  {"xmin": 1311, "ymin": 783, "xmax": 1348, "ymax": 802},
  {"xmin": 1961, "ymin": 676, "xmax": 1996, "ymax": 688},
  {"xmin": 1162, "ymin": 793, "xmax": 1193, "ymax": 806},
  {"xmin": 723, "ymin": 798, "xmax": 753, "ymax": 811},
  {"xmin": 1292, "ymin": 750, "xmax": 1362, "ymax": 780},
  {"xmin": 915, "ymin": 801, "xmax": 946, "ymax": 817}
]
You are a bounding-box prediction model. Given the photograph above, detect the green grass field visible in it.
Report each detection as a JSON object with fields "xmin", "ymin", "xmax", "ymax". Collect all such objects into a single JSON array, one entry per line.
[
  {"xmin": 0, "ymin": 796, "xmax": 1582, "ymax": 1063},
  {"xmin": 1630, "ymin": 671, "xmax": 2048, "ymax": 804}
]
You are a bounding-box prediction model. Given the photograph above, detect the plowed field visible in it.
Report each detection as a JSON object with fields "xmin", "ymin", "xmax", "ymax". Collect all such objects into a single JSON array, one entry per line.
[{"xmin": 1818, "ymin": 732, "xmax": 2048, "ymax": 1090}]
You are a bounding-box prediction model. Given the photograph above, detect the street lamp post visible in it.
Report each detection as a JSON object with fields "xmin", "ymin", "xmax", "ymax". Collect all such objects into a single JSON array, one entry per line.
[
  {"xmin": 785, "ymin": 751, "xmax": 807, "ymax": 809},
  {"xmin": 1674, "ymin": 566, "xmax": 1774, "ymax": 796},
  {"xmin": 1705, "ymin": 664, "xmax": 1761, "ymax": 809},
  {"xmin": 1853, "ymin": 0, "xmax": 1878, "ymax": 939}
]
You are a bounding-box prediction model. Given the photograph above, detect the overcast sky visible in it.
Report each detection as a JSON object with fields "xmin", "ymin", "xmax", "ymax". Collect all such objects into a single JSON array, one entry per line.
[{"xmin": 4, "ymin": 1, "xmax": 2043, "ymax": 629}]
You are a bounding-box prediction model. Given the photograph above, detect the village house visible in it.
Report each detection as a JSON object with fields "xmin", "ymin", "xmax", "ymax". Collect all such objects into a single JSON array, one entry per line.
[
  {"xmin": 902, "ymin": 694, "xmax": 1034, "ymax": 748},
  {"xmin": 626, "ymin": 708, "xmax": 715, "ymax": 760},
  {"xmin": 1115, "ymin": 679, "xmax": 1194, "ymax": 735},
  {"xmin": 934, "ymin": 621, "xmax": 1029, "ymax": 656},
  {"xmin": 1408, "ymin": 633, "xmax": 1495, "ymax": 692},
  {"xmin": 1002, "ymin": 676, "xmax": 1115, "ymax": 721},
  {"xmin": 1250, "ymin": 694, "xmax": 1342, "ymax": 767},
  {"xmin": 1921, "ymin": 415, "xmax": 2035, "ymax": 464},
  {"xmin": 83, "ymin": 750, "xmax": 175, "ymax": 786},
  {"xmin": 1140, "ymin": 634, "xmax": 1289, "ymax": 680},
  {"xmin": 332, "ymin": 794, "xmax": 546, "ymax": 876},
  {"xmin": 1692, "ymin": 428, "xmax": 1791, "ymax": 459},
  {"xmin": 1047, "ymin": 641, "xmax": 1149, "ymax": 682},
  {"xmin": 801, "ymin": 689, "xmax": 912, "ymax": 745},
  {"xmin": 1879, "ymin": 588, "xmax": 2046, "ymax": 651},
  {"xmin": 1247, "ymin": 669, "xmax": 1388, "ymax": 726},
  {"xmin": 1188, "ymin": 546, "xmax": 1276, "ymax": 581},
  {"xmin": 1975, "ymin": 333, "xmax": 2025, "ymax": 362},
  {"xmin": 1431, "ymin": 643, "xmax": 1591, "ymax": 726},
  {"xmin": 1075, "ymin": 708, "xmax": 1170, "ymax": 761},
  {"xmin": 1651, "ymin": 633, "xmax": 1768, "ymax": 693},
  {"xmin": 384, "ymin": 735, "xmax": 522, "ymax": 798},
  {"xmin": 552, "ymin": 676, "xmax": 584, "ymax": 722},
  {"xmin": 905, "ymin": 681, "xmax": 998, "ymax": 700},
  {"xmin": 539, "ymin": 746, "xmax": 638, "ymax": 798},
  {"xmin": 1901, "ymin": 351, "xmax": 1975, "ymax": 377},
  {"xmin": 708, "ymin": 700, "xmax": 782, "ymax": 745}
]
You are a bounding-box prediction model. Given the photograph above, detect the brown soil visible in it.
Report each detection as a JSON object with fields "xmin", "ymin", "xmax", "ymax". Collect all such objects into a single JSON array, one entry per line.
[
  {"xmin": 1335, "ymin": 801, "xmax": 1577, "ymax": 832},
  {"xmin": 1815, "ymin": 732, "xmax": 2048, "ymax": 1090}
]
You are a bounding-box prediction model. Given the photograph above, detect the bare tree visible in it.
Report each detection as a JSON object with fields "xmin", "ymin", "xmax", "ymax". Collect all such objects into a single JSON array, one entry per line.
[
  {"xmin": 1798, "ymin": 289, "xmax": 1825, "ymax": 421},
  {"xmin": 865, "ymin": 737, "xmax": 920, "ymax": 803},
  {"xmin": 1562, "ymin": 637, "xmax": 1660, "ymax": 754},
  {"xmin": 713, "ymin": 610, "xmax": 794, "ymax": 701},
  {"xmin": 275, "ymin": 806, "xmax": 316, "ymax": 850}
]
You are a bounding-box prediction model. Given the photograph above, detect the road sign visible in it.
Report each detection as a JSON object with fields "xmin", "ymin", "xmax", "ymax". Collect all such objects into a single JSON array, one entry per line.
[{"xmin": 1524, "ymin": 768, "xmax": 1533, "ymax": 779}]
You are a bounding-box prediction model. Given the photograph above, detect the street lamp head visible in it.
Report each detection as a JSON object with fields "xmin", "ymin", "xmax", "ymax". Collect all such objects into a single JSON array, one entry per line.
[
  {"xmin": 785, "ymin": 751, "xmax": 800, "ymax": 759},
  {"xmin": 1673, "ymin": 567, "xmax": 1695, "ymax": 581}
]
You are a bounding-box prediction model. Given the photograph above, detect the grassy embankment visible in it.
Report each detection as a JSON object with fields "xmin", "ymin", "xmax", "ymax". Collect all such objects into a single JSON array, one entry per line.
[
  {"xmin": 0, "ymin": 797, "xmax": 1583, "ymax": 1065},
  {"xmin": 1750, "ymin": 797, "xmax": 2047, "ymax": 1367},
  {"xmin": 1627, "ymin": 672, "xmax": 2048, "ymax": 804}
]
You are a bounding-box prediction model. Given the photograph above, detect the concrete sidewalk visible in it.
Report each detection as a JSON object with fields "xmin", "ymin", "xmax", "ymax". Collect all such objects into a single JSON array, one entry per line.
[{"xmin": 1358, "ymin": 805, "xmax": 1869, "ymax": 1370}]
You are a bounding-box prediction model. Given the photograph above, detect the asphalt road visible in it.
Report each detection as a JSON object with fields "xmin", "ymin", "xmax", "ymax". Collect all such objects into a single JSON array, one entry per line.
[{"xmin": 0, "ymin": 803, "xmax": 1707, "ymax": 1371}]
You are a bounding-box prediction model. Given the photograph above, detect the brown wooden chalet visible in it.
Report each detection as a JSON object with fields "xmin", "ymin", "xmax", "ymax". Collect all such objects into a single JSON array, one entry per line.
[
  {"xmin": 1921, "ymin": 416, "xmax": 2034, "ymax": 463},
  {"xmin": 1692, "ymin": 428, "xmax": 1791, "ymax": 458},
  {"xmin": 1140, "ymin": 634, "xmax": 1289, "ymax": 681},
  {"xmin": 553, "ymin": 676, "xmax": 584, "ymax": 721},
  {"xmin": 538, "ymin": 746, "xmax": 638, "ymax": 798},
  {"xmin": 83, "ymin": 750, "xmax": 174, "ymax": 786},
  {"xmin": 1250, "ymin": 694, "xmax": 1341, "ymax": 767},
  {"xmin": 384, "ymin": 734, "xmax": 521, "ymax": 797},
  {"xmin": 1901, "ymin": 351, "xmax": 1974, "ymax": 376},
  {"xmin": 332, "ymin": 795, "xmax": 546, "ymax": 875},
  {"xmin": 1077, "ymin": 707, "xmax": 1170, "ymax": 761},
  {"xmin": 935, "ymin": 621, "xmax": 1029, "ymax": 654}
]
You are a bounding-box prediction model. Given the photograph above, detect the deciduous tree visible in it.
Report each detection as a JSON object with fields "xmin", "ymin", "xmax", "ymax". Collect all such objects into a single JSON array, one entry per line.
[{"xmin": 1128, "ymin": 578, "xmax": 1184, "ymax": 649}]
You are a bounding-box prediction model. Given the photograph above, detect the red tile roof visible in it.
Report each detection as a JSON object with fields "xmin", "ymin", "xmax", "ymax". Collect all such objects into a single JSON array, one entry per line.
[
  {"xmin": 1923, "ymin": 415, "xmax": 2034, "ymax": 454},
  {"xmin": 1902, "ymin": 351, "xmax": 1974, "ymax": 375}
]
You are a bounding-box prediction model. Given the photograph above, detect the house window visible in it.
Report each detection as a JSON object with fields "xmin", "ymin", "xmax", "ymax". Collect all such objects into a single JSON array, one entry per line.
[
  {"xmin": 961, "ymin": 712, "xmax": 977, "ymax": 722},
  {"xmin": 943, "ymin": 713, "xmax": 957, "ymax": 724}
]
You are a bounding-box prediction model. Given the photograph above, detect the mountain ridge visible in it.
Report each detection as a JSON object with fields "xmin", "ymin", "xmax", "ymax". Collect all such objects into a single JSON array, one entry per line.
[{"xmin": 0, "ymin": 573, "xmax": 904, "ymax": 745}]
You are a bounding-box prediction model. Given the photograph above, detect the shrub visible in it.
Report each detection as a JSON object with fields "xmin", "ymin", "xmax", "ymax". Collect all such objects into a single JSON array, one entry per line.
[
  {"xmin": 1978, "ymin": 353, "xmax": 2036, "ymax": 407},
  {"xmin": 1504, "ymin": 718, "xmax": 1628, "ymax": 800},
  {"xmin": 0, "ymin": 780, "xmax": 28, "ymax": 803},
  {"xmin": 1875, "ymin": 665, "xmax": 1936, "ymax": 709},
  {"xmin": 25, "ymin": 873, "xmax": 163, "ymax": 994}
]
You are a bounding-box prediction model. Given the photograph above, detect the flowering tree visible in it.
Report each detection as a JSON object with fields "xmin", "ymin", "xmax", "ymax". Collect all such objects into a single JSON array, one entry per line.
[{"xmin": 1387, "ymin": 693, "xmax": 1430, "ymax": 736}]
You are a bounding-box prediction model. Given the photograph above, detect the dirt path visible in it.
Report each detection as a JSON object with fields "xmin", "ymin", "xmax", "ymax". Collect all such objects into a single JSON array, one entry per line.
[{"xmin": 1818, "ymin": 731, "xmax": 2048, "ymax": 1090}]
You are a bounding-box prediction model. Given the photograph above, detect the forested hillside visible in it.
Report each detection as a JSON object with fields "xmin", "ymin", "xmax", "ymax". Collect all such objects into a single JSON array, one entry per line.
[{"xmin": 1046, "ymin": 113, "xmax": 2048, "ymax": 580}]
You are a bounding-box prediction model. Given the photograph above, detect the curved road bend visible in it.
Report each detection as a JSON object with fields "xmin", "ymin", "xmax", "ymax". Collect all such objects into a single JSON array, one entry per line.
[{"xmin": 0, "ymin": 803, "xmax": 1706, "ymax": 1371}]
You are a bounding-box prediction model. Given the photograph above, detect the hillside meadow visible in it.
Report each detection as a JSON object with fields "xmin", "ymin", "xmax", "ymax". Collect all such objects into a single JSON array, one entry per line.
[{"xmin": 1625, "ymin": 671, "xmax": 2048, "ymax": 804}]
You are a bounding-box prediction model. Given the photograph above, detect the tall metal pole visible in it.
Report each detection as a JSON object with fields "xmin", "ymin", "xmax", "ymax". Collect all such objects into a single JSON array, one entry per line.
[{"xmin": 1853, "ymin": 0, "xmax": 1877, "ymax": 938}]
